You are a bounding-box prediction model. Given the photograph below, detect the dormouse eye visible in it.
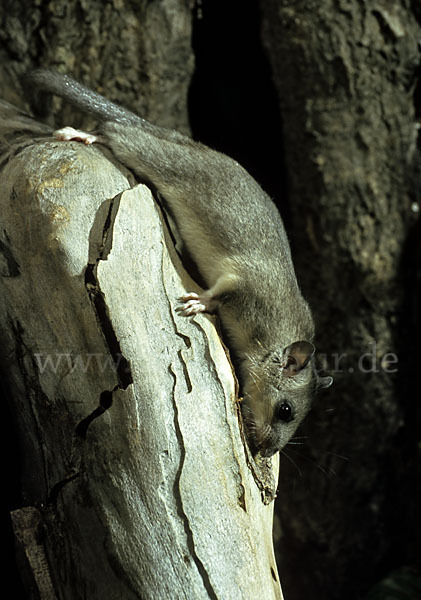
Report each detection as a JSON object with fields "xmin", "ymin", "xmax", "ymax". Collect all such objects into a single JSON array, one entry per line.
[{"xmin": 275, "ymin": 401, "xmax": 293, "ymax": 423}]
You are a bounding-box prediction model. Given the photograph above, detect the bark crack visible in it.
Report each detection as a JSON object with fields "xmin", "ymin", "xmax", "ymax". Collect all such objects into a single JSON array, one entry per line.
[
  {"xmin": 85, "ymin": 194, "xmax": 133, "ymax": 390},
  {"xmin": 47, "ymin": 387, "xmax": 118, "ymax": 505},
  {"xmin": 168, "ymin": 363, "xmax": 218, "ymax": 600},
  {"xmin": 192, "ymin": 319, "xmax": 250, "ymax": 509},
  {"xmin": 48, "ymin": 194, "xmax": 134, "ymax": 504},
  {"xmin": 11, "ymin": 318, "xmax": 51, "ymax": 501}
]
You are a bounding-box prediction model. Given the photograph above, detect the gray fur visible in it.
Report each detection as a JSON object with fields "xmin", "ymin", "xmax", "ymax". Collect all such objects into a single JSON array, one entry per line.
[{"xmin": 24, "ymin": 69, "xmax": 332, "ymax": 457}]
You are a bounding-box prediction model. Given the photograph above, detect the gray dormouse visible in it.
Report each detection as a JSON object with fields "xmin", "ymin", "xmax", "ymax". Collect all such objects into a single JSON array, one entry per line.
[{"xmin": 24, "ymin": 69, "xmax": 332, "ymax": 458}]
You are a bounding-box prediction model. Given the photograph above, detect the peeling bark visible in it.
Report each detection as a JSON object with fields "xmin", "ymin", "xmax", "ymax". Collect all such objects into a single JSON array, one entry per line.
[
  {"xmin": 0, "ymin": 103, "xmax": 282, "ymax": 599},
  {"xmin": 11, "ymin": 507, "xmax": 56, "ymax": 600}
]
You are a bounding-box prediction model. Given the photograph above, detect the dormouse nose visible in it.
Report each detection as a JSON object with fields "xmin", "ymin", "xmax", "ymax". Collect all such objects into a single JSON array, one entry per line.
[{"xmin": 259, "ymin": 445, "xmax": 278, "ymax": 458}]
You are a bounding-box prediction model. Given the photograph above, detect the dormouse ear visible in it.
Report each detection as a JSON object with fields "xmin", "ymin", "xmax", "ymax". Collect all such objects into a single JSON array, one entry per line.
[
  {"xmin": 318, "ymin": 376, "xmax": 333, "ymax": 389},
  {"xmin": 282, "ymin": 341, "xmax": 315, "ymax": 377}
]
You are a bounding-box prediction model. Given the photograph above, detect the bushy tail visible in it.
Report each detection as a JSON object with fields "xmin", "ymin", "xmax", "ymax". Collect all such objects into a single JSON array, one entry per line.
[{"xmin": 23, "ymin": 69, "xmax": 140, "ymax": 125}]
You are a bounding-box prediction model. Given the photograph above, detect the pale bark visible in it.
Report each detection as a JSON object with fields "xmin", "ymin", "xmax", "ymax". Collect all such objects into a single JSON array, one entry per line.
[{"xmin": 0, "ymin": 102, "xmax": 282, "ymax": 600}]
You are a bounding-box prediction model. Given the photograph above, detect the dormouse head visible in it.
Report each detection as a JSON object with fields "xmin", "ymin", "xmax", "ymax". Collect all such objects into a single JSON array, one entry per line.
[{"xmin": 241, "ymin": 340, "xmax": 332, "ymax": 458}]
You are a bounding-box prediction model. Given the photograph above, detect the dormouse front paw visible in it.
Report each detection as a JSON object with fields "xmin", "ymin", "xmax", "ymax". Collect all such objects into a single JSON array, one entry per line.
[{"xmin": 176, "ymin": 292, "xmax": 210, "ymax": 316}]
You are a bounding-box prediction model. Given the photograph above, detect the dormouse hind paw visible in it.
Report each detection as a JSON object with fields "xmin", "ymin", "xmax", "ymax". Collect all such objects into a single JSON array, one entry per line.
[
  {"xmin": 54, "ymin": 126, "xmax": 98, "ymax": 145},
  {"xmin": 176, "ymin": 292, "xmax": 210, "ymax": 316}
]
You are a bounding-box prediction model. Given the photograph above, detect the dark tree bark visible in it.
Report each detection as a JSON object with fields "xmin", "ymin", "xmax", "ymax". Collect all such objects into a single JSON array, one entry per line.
[
  {"xmin": 260, "ymin": 1, "xmax": 421, "ymax": 599},
  {"xmin": 0, "ymin": 0, "xmax": 193, "ymax": 134}
]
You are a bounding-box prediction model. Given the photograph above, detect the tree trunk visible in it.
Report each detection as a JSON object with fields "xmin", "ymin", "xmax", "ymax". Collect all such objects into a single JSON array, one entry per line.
[
  {"xmin": 0, "ymin": 101, "xmax": 282, "ymax": 599},
  {"xmin": 0, "ymin": 0, "xmax": 193, "ymax": 135},
  {"xmin": 260, "ymin": 2, "xmax": 421, "ymax": 599}
]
